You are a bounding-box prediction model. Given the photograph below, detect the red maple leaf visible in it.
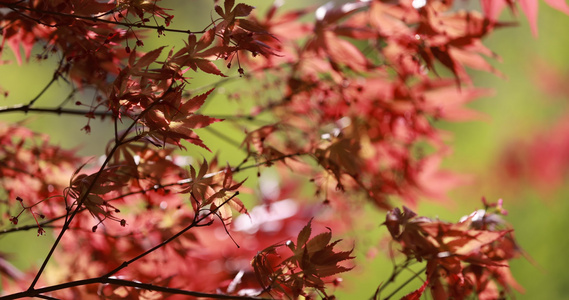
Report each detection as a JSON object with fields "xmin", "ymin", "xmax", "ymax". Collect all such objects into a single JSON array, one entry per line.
[
  {"xmin": 144, "ymin": 88, "xmax": 222, "ymax": 150},
  {"xmin": 481, "ymin": 0, "xmax": 569, "ymax": 36}
]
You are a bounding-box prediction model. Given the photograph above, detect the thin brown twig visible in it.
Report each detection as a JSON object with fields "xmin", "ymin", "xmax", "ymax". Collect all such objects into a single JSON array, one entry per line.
[
  {"xmin": 372, "ymin": 258, "xmax": 412, "ymax": 300},
  {"xmin": 27, "ymin": 99, "xmax": 161, "ymax": 290},
  {"xmin": 0, "ymin": 276, "xmax": 270, "ymax": 300},
  {"xmin": 383, "ymin": 266, "xmax": 426, "ymax": 300},
  {"xmin": 0, "ymin": 104, "xmax": 111, "ymax": 116},
  {"xmin": 109, "ymin": 152, "xmax": 308, "ymax": 200},
  {"xmin": 0, "ymin": 152, "xmax": 308, "ymax": 237},
  {"xmin": 0, "ymin": 1, "xmax": 212, "ymax": 35},
  {"xmin": 102, "ymin": 192, "xmax": 240, "ymax": 278}
]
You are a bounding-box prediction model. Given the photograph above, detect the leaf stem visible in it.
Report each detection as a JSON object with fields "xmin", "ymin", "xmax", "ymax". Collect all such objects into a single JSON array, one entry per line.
[
  {"xmin": 383, "ymin": 266, "xmax": 426, "ymax": 299},
  {"xmin": 102, "ymin": 192, "xmax": 240, "ymax": 277},
  {"xmin": 372, "ymin": 258, "xmax": 413, "ymax": 299},
  {"xmin": 26, "ymin": 71, "xmax": 58, "ymax": 107}
]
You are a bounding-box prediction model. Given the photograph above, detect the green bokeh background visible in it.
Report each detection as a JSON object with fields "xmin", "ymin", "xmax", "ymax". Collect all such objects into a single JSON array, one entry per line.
[{"xmin": 1, "ymin": 1, "xmax": 569, "ymax": 299}]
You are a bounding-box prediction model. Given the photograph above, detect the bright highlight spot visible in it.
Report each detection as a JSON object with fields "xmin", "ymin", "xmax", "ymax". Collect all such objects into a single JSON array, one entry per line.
[{"xmin": 412, "ymin": 0, "xmax": 427, "ymax": 9}]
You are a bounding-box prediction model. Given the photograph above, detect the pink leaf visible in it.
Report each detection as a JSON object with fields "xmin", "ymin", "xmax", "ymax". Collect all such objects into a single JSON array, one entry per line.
[
  {"xmin": 181, "ymin": 89, "xmax": 214, "ymax": 113},
  {"xmin": 402, "ymin": 280, "xmax": 429, "ymax": 300},
  {"xmin": 480, "ymin": 0, "xmax": 508, "ymax": 20},
  {"xmin": 543, "ymin": 0, "xmax": 569, "ymax": 15},
  {"xmin": 519, "ymin": 0, "xmax": 539, "ymax": 36},
  {"xmin": 195, "ymin": 59, "xmax": 227, "ymax": 77},
  {"xmin": 134, "ymin": 47, "xmax": 164, "ymax": 70}
]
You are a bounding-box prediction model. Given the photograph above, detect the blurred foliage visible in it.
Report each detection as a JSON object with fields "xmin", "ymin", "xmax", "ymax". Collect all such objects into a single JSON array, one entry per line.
[
  {"xmin": 336, "ymin": 4, "xmax": 569, "ymax": 299},
  {"xmin": 1, "ymin": 1, "xmax": 569, "ymax": 299}
]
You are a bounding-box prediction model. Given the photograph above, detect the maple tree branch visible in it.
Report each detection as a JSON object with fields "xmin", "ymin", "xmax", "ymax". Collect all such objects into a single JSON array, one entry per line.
[
  {"xmin": 0, "ymin": 105, "xmax": 274, "ymax": 121},
  {"xmin": 187, "ymin": 75, "xmax": 238, "ymax": 95},
  {"xmin": 372, "ymin": 258, "xmax": 413, "ymax": 299},
  {"xmin": 0, "ymin": 105, "xmax": 276, "ymax": 121},
  {"xmin": 382, "ymin": 266, "xmax": 426, "ymax": 300},
  {"xmin": 3, "ymin": 135, "xmax": 307, "ymax": 292},
  {"xmin": 26, "ymin": 69, "xmax": 59, "ymax": 107},
  {"xmin": 54, "ymin": 86, "xmax": 80, "ymax": 109},
  {"xmin": 203, "ymin": 126, "xmax": 244, "ymax": 150},
  {"xmin": 0, "ymin": 104, "xmax": 111, "ymax": 117},
  {"xmin": 0, "ymin": 213, "xmax": 67, "ymax": 235},
  {"xmin": 0, "ymin": 276, "xmax": 269, "ymax": 300},
  {"xmin": 209, "ymin": 114, "xmax": 276, "ymax": 127},
  {"xmin": 0, "ymin": 105, "xmax": 272, "ymax": 129},
  {"xmin": 209, "ymin": 114, "xmax": 257, "ymax": 121},
  {"xmin": 103, "ymin": 192, "xmax": 240, "ymax": 278},
  {"xmin": 0, "ymin": 1, "xmax": 210, "ymax": 35},
  {"xmin": 172, "ymin": 152, "xmax": 308, "ymax": 182},
  {"xmin": 106, "ymin": 152, "xmax": 309, "ymax": 202},
  {"xmin": 2, "ymin": 151, "xmax": 308, "ymax": 238},
  {"xmin": 212, "ymin": 209, "xmax": 241, "ymax": 248},
  {"xmin": 27, "ymin": 104, "xmax": 157, "ymax": 290},
  {"xmin": 371, "ymin": 258, "xmax": 427, "ymax": 300},
  {"xmin": 233, "ymin": 152, "xmax": 308, "ymax": 172},
  {"xmin": 1, "ymin": 138, "xmax": 303, "ymax": 238}
]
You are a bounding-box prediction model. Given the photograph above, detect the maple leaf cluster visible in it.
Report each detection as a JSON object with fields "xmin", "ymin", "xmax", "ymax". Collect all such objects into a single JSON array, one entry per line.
[
  {"xmin": 0, "ymin": 122, "xmax": 80, "ymax": 233},
  {"xmin": 252, "ymin": 219, "xmax": 354, "ymax": 299},
  {"xmin": 0, "ymin": 0, "xmax": 568, "ymax": 299},
  {"xmin": 384, "ymin": 202, "xmax": 522, "ymax": 299},
  {"xmin": 236, "ymin": 0, "xmax": 509, "ymax": 210}
]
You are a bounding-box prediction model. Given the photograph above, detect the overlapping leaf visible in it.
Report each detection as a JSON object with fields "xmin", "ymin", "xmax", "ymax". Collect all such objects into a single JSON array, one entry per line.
[
  {"xmin": 143, "ymin": 88, "xmax": 222, "ymax": 150},
  {"xmin": 385, "ymin": 203, "xmax": 523, "ymax": 299},
  {"xmin": 252, "ymin": 219, "xmax": 353, "ymax": 298}
]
